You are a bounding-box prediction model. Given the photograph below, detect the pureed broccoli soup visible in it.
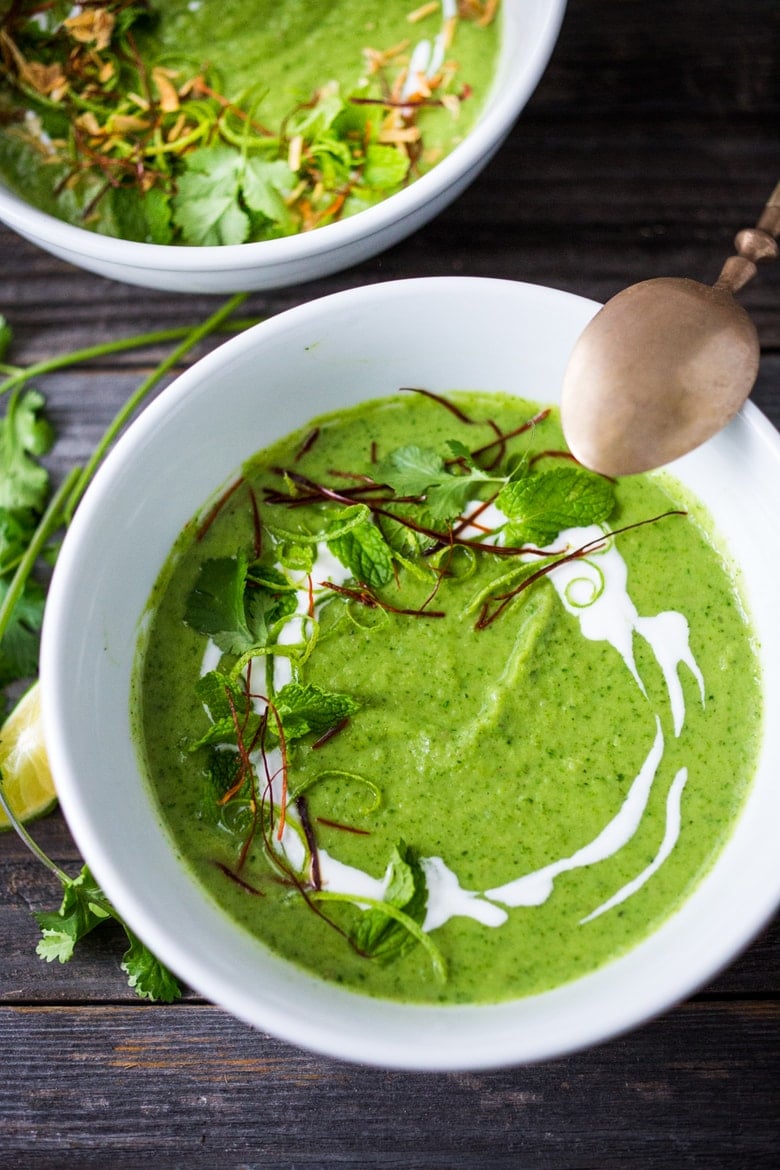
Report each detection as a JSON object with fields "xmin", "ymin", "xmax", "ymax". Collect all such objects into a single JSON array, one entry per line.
[
  {"xmin": 0, "ymin": 0, "xmax": 500, "ymax": 245},
  {"xmin": 132, "ymin": 390, "xmax": 761, "ymax": 1004}
]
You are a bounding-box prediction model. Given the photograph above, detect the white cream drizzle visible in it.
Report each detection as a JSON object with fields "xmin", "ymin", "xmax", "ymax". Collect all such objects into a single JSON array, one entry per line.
[
  {"xmin": 541, "ymin": 525, "xmax": 705, "ymax": 737},
  {"xmin": 485, "ymin": 719, "xmax": 664, "ymax": 908},
  {"xmin": 579, "ymin": 767, "xmax": 689, "ymax": 924},
  {"xmin": 206, "ymin": 500, "xmax": 705, "ymax": 941}
]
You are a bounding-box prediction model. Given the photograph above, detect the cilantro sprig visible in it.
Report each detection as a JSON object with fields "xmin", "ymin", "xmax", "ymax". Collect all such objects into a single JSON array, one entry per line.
[
  {"xmin": 0, "ymin": 784, "xmax": 181, "ymax": 1001},
  {"xmin": 0, "ymin": 296, "xmax": 258, "ymax": 999}
]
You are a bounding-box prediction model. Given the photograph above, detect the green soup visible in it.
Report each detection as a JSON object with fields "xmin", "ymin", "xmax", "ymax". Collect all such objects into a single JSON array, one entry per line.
[
  {"xmin": 133, "ymin": 391, "xmax": 762, "ymax": 1004},
  {"xmin": 0, "ymin": 1, "xmax": 499, "ymax": 244}
]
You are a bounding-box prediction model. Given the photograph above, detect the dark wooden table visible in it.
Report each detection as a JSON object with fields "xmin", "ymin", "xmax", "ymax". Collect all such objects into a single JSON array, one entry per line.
[{"xmin": 1, "ymin": 2, "xmax": 778, "ymax": 1166}]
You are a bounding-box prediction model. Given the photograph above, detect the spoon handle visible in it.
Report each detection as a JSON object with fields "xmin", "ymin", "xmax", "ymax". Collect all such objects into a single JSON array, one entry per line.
[{"xmin": 714, "ymin": 179, "xmax": 780, "ymax": 293}]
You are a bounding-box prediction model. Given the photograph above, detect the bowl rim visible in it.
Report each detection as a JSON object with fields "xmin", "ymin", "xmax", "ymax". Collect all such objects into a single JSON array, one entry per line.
[
  {"xmin": 0, "ymin": 0, "xmax": 567, "ymax": 274},
  {"xmin": 39, "ymin": 276, "xmax": 780, "ymax": 1070}
]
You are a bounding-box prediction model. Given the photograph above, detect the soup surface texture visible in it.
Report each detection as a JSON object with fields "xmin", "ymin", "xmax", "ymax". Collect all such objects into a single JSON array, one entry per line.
[
  {"xmin": 0, "ymin": 0, "xmax": 499, "ymax": 244},
  {"xmin": 134, "ymin": 391, "xmax": 761, "ymax": 1003}
]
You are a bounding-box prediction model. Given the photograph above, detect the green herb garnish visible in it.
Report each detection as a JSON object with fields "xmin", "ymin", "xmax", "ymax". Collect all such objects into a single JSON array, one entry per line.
[
  {"xmin": 0, "ymin": 295, "xmax": 257, "ymax": 998},
  {"xmin": 0, "ymin": 1, "xmax": 494, "ymax": 244}
]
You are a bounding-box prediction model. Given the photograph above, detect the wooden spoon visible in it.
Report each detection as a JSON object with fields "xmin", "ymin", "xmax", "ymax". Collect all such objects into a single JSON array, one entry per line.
[{"xmin": 561, "ymin": 182, "xmax": 780, "ymax": 477}]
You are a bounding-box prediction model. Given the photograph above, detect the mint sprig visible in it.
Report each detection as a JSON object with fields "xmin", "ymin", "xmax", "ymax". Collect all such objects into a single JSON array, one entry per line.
[
  {"xmin": 326, "ymin": 506, "xmax": 395, "ymax": 587},
  {"xmin": 497, "ymin": 465, "xmax": 616, "ymax": 546}
]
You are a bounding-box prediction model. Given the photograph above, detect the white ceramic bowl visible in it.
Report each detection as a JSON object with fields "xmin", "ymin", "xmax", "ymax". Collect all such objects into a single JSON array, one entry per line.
[
  {"xmin": 41, "ymin": 277, "xmax": 780, "ymax": 1070},
  {"xmin": 0, "ymin": 2, "xmax": 564, "ymax": 293}
]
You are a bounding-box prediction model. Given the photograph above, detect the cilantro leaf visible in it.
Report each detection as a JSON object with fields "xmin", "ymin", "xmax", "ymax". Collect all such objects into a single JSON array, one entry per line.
[
  {"xmin": 121, "ymin": 932, "xmax": 181, "ymax": 1002},
  {"xmin": 172, "ymin": 145, "xmax": 250, "ymax": 246},
  {"xmin": 498, "ymin": 467, "xmax": 616, "ymax": 546},
  {"xmin": 34, "ymin": 863, "xmax": 182, "ymax": 1001},
  {"xmin": 242, "ymin": 157, "xmax": 296, "ymax": 233},
  {"xmin": 353, "ymin": 841, "xmax": 428, "ymax": 962},
  {"xmin": 381, "ymin": 446, "xmax": 477, "ymax": 524},
  {"xmin": 273, "ymin": 681, "xmax": 359, "ymax": 742},
  {"xmin": 381, "ymin": 446, "xmax": 445, "ymax": 497},
  {"xmin": 0, "ymin": 387, "xmax": 54, "ymax": 512},
  {"xmin": 35, "ymin": 866, "xmax": 112, "ymax": 964},
  {"xmin": 326, "ymin": 507, "xmax": 394, "ymax": 587},
  {"xmin": 359, "ymin": 143, "xmax": 409, "ymax": 190},
  {"xmin": 0, "ymin": 576, "xmax": 45, "ymax": 688},
  {"xmin": 142, "ymin": 184, "xmax": 174, "ymax": 245},
  {"xmin": 185, "ymin": 554, "xmax": 301, "ymax": 657},
  {"xmin": 0, "ymin": 315, "xmax": 12, "ymax": 361},
  {"xmin": 0, "ymin": 506, "xmax": 36, "ymax": 574}
]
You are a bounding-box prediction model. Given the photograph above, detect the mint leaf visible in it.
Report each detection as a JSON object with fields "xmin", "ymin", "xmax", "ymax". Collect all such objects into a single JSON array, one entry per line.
[
  {"xmin": 498, "ymin": 467, "xmax": 616, "ymax": 546},
  {"xmin": 326, "ymin": 508, "xmax": 394, "ymax": 587},
  {"xmin": 0, "ymin": 387, "xmax": 54, "ymax": 511},
  {"xmin": 353, "ymin": 841, "xmax": 428, "ymax": 962},
  {"xmin": 121, "ymin": 932, "xmax": 181, "ymax": 1002},
  {"xmin": 189, "ymin": 669, "xmax": 254, "ymax": 749},
  {"xmin": 273, "ymin": 681, "xmax": 359, "ymax": 742},
  {"xmin": 204, "ymin": 745, "xmax": 243, "ymax": 800}
]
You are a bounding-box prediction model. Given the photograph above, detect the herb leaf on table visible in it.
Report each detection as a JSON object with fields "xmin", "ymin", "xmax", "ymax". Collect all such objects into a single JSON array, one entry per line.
[{"xmin": 0, "ymin": 295, "xmax": 255, "ymax": 1000}]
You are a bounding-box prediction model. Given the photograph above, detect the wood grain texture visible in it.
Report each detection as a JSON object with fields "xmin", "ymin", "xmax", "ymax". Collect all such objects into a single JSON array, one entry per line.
[
  {"xmin": 0, "ymin": 0, "xmax": 778, "ymax": 1165},
  {"xmin": 0, "ymin": 1002, "xmax": 778, "ymax": 1169}
]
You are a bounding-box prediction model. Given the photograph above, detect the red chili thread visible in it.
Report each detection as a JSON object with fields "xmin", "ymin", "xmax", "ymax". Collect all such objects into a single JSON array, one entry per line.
[{"xmin": 316, "ymin": 817, "xmax": 371, "ymax": 836}]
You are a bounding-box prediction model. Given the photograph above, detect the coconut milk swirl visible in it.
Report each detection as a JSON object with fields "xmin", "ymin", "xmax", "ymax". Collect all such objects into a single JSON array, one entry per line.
[{"xmin": 210, "ymin": 519, "xmax": 705, "ymax": 936}]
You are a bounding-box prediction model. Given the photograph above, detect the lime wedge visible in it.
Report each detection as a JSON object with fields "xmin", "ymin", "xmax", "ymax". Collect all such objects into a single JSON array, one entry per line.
[{"xmin": 0, "ymin": 682, "xmax": 57, "ymax": 830}]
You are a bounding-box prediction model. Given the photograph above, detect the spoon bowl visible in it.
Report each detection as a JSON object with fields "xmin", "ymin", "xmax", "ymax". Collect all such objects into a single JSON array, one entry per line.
[
  {"xmin": 561, "ymin": 183, "xmax": 780, "ymax": 477},
  {"xmin": 561, "ymin": 277, "xmax": 760, "ymax": 476}
]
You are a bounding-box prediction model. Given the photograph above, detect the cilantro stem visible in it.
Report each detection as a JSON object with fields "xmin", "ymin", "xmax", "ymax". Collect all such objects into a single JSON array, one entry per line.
[
  {"xmin": 63, "ymin": 292, "xmax": 249, "ymax": 523},
  {"xmin": 0, "ymin": 314, "xmax": 261, "ymax": 398},
  {"xmin": 0, "ymin": 466, "xmax": 81, "ymax": 648},
  {"xmin": 0, "ymin": 778, "xmax": 71, "ymax": 886}
]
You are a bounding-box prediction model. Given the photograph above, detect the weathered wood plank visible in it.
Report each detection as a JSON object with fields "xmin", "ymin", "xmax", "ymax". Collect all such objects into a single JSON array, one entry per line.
[
  {"xmin": 0, "ymin": 1001, "xmax": 776, "ymax": 1168},
  {"xmin": 0, "ymin": 0, "xmax": 777, "ymax": 1161}
]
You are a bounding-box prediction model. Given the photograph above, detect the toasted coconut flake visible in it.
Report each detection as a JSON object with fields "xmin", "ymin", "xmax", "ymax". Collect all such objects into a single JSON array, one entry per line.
[
  {"xmin": 20, "ymin": 59, "xmax": 68, "ymax": 98},
  {"xmin": 166, "ymin": 112, "xmax": 187, "ymax": 143},
  {"xmin": 152, "ymin": 66, "xmax": 181, "ymax": 113},
  {"xmin": 288, "ymin": 133, "xmax": 304, "ymax": 172},
  {"xmin": 363, "ymin": 39, "xmax": 411, "ymax": 75},
  {"xmin": 378, "ymin": 125, "xmax": 422, "ymax": 144},
  {"xmin": 407, "ymin": 2, "xmax": 440, "ymax": 21},
  {"xmin": 441, "ymin": 14, "xmax": 458, "ymax": 51},
  {"xmin": 74, "ymin": 111, "xmax": 103, "ymax": 137},
  {"xmin": 109, "ymin": 114, "xmax": 151, "ymax": 134},
  {"xmin": 458, "ymin": 0, "xmax": 499, "ymax": 26},
  {"xmin": 64, "ymin": 10, "xmax": 116, "ymax": 51}
]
